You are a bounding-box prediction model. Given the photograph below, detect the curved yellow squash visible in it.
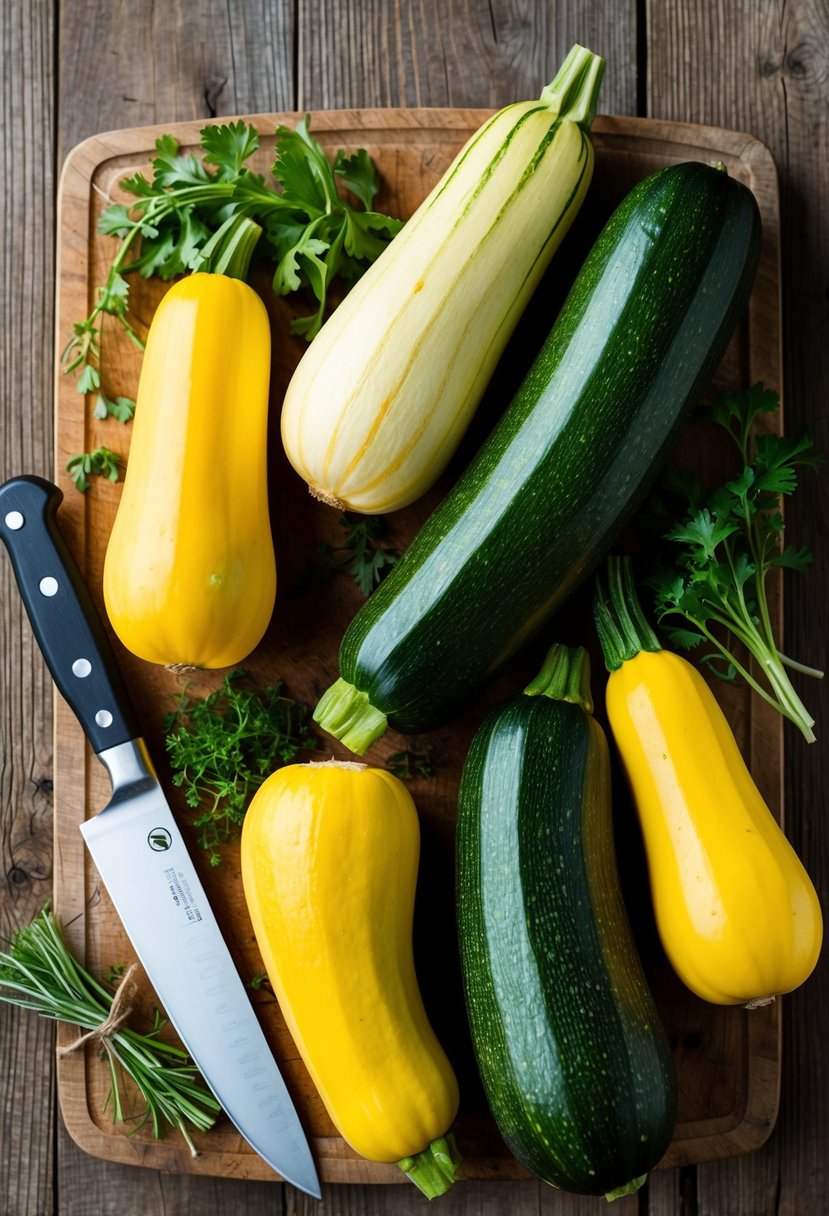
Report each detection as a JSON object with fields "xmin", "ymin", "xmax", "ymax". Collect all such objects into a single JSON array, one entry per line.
[
  {"xmin": 103, "ymin": 273, "xmax": 276, "ymax": 668},
  {"xmin": 240, "ymin": 761, "xmax": 460, "ymax": 1168},
  {"xmin": 606, "ymin": 649, "xmax": 823, "ymax": 1005},
  {"xmin": 280, "ymin": 45, "xmax": 604, "ymax": 513}
]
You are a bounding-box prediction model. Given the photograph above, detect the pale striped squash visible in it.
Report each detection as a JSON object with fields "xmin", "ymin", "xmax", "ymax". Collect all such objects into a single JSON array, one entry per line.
[{"xmin": 280, "ymin": 44, "xmax": 605, "ymax": 514}]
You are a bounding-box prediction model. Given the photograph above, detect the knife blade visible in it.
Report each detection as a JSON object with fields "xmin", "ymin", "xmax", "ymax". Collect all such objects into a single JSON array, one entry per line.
[{"xmin": 0, "ymin": 474, "xmax": 321, "ymax": 1199}]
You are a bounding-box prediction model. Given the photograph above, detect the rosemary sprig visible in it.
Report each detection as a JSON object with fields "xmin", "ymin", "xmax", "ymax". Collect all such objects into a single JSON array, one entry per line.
[{"xmin": 0, "ymin": 907, "xmax": 220, "ymax": 1154}]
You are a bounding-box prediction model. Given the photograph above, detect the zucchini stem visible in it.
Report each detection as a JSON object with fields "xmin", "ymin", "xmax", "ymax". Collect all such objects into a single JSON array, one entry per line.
[
  {"xmin": 539, "ymin": 44, "xmax": 606, "ymax": 129},
  {"xmin": 594, "ymin": 556, "xmax": 662, "ymax": 670},
  {"xmin": 524, "ymin": 642, "xmax": 593, "ymax": 712},
  {"xmin": 605, "ymin": 1173, "xmax": 647, "ymax": 1202},
  {"xmin": 398, "ymin": 1134, "xmax": 461, "ymax": 1198},
  {"xmin": 313, "ymin": 677, "xmax": 388, "ymax": 754}
]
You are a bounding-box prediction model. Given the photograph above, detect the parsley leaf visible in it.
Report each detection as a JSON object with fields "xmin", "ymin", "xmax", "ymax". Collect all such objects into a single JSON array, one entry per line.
[
  {"xmin": 643, "ymin": 383, "xmax": 823, "ymax": 742},
  {"xmin": 293, "ymin": 514, "xmax": 399, "ymax": 597},
  {"xmin": 263, "ymin": 116, "xmax": 403, "ymax": 338},
  {"xmin": 163, "ymin": 670, "xmax": 317, "ymax": 866},
  {"xmin": 65, "ymin": 447, "xmax": 124, "ymax": 492},
  {"xmin": 93, "ymin": 392, "xmax": 136, "ymax": 423},
  {"xmin": 63, "ymin": 118, "xmax": 402, "ymax": 392},
  {"xmin": 386, "ymin": 750, "xmax": 436, "ymax": 781}
]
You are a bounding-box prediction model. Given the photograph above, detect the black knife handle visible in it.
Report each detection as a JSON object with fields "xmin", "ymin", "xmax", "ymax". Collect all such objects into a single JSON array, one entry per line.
[{"xmin": 0, "ymin": 475, "xmax": 140, "ymax": 753}]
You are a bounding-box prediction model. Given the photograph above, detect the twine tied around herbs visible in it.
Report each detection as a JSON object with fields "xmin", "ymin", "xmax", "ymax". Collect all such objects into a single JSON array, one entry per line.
[{"xmin": 56, "ymin": 962, "xmax": 140, "ymax": 1058}]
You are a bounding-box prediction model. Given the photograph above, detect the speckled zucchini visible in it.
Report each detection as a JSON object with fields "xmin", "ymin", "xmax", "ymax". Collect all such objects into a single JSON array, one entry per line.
[
  {"xmin": 456, "ymin": 644, "xmax": 677, "ymax": 1198},
  {"xmin": 314, "ymin": 160, "xmax": 762, "ymax": 753}
]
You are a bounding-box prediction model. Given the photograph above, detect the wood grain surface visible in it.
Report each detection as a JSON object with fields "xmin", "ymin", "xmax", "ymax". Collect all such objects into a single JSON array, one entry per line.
[
  {"xmin": 1, "ymin": 2, "xmax": 827, "ymax": 1214},
  {"xmin": 52, "ymin": 109, "xmax": 783, "ymax": 1187}
]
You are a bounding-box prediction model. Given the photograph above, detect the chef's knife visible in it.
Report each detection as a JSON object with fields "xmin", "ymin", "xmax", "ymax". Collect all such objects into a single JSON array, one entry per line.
[{"xmin": 0, "ymin": 474, "xmax": 321, "ymax": 1199}]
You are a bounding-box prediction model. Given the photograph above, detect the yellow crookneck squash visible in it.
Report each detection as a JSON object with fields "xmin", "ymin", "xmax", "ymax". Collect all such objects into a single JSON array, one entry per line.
[
  {"xmin": 595, "ymin": 557, "xmax": 822, "ymax": 1007},
  {"xmin": 240, "ymin": 760, "xmax": 461, "ymax": 1198},
  {"xmin": 103, "ymin": 217, "xmax": 276, "ymax": 669}
]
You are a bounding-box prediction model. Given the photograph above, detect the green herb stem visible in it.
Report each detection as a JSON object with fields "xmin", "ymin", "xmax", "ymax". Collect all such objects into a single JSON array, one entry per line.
[{"xmin": 777, "ymin": 652, "xmax": 825, "ymax": 679}]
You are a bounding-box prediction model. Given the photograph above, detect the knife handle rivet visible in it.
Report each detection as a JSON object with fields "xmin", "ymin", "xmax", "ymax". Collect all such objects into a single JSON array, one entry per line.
[
  {"xmin": 72, "ymin": 658, "xmax": 92, "ymax": 678},
  {"xmin": 95, "ymin": 709, "xmax": 113, "ymax": 728},
  {"xmin": 39, "ymin": 576, "xmax": 59, "ymax": 597},
  {"xmin": 4, "ymin": 510, "xmax": 24, "ymax": 530}
]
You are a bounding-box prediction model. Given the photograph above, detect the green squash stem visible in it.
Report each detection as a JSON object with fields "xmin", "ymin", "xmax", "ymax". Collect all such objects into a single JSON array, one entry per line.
[
  {"xmin": 605, "ymin": 1173, "xmax": 647, "ymax": 1202},
  {"xmin": 594, "ymin": 555, "xmax": 662, "ymax": 671},
  {"xmin": 313, "ymin": 676, "xmax": 388, "ymax": 754},
  {"xmin": 398, "ymin": 1134, "xmax": 461, "ymax": 1198},
  {"xmin": 523, "ymin": 642, "xmax": 593, "ymax": 710},
  {"xmin": 193, "ymin": 213, "xmax": 262, "ymax": 280},
  {"xmin": 540, "ymin": 43, "xmax": 606, "ymax": 129}
]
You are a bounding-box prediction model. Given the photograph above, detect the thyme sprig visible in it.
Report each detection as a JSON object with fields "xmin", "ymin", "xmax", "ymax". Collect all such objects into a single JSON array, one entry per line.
[{"xmin": 163, "ymin": 670, "xmax": 318, "ymax": 865}]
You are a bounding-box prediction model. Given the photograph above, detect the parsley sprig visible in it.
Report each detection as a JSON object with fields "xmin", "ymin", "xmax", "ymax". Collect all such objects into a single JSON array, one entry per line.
[
  {"xmin": 0, "ymin": 907, "xmax": 219, "ymax": 1154},
  {"xmin": 293, "ymin": 513, "xmax": 399, "ymax": 596},
  {"xmin": 646, "ymin": 383, "xmax": 822, "ymax": 742},
  {"xmin": 65, "ymin": 446, "xmax": 124, "ymax": 492},
  {"xmin": 163, "ymin": 670, "xmax": 317, "ymax": 865},
  {"xmin": 386, "ymin": 749, "xmax": 436, "ymax": 781},
  {"xmin": 62, "ymin": 118, "xmax": 402, "ymax": 394}
]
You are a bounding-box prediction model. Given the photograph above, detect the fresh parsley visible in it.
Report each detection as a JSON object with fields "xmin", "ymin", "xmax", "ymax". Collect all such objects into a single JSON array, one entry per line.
[
  {"xmin": 645, "ymin": 383, "xmax": 822, "ymax": 742},
  {"xmin": 294, "ymin": 513, "xmax": 399, "ymax": 596},
  {"xmin": 386, "ymin": 749, "xmax": 436, "ymax": 781},
  {"xmin": 163, "ymin": 670, "xmax": 317, "ymax": 865},
  {"xmin": 65, "ymin": 446, "xmax": 124, "ymax": 492},
  {"xmin": 94, "ymin": 392, "xmax": 136, "ymax": 423},
  {"xmin": 62, "ymin": 118, "xmax": 402, "ymax": 397}
]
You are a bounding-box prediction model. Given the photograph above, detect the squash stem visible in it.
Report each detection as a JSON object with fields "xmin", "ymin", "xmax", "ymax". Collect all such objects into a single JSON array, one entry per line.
[
  {"xmin": 398, "ymin": 1133, "xmax": 461, "ymax": 1198},
  {"xmin": 605, "ymin": 1173, "xmax": 647, "ymax": 1202},
  {"xmin": 313, "ymin": 676, "xmax": 388, "ymax": 754},
  {"xmin": 539, "ymin": 44, "xmax": 606, "ymax": 129},
  {"xmin": 192, "ymin": 213, "xmax": 262, "ymax": 280},
  {"xmin": 594, "ymin": 556, "xmax": 662, "ymax": 671},
  {"xmin": 524, "ymin": 643, "xmax": 593, "ymax": 712}
]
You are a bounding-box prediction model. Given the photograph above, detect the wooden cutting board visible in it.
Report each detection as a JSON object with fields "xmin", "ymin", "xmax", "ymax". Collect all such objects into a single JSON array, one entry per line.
[{"xmin": 52, "ymin": 109, "xmax": 783, "ymax": 1183}]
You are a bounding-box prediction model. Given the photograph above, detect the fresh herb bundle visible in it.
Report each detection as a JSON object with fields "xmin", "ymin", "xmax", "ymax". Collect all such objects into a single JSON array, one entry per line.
[
  {"xmin": 0, "ymin": 907, "xmax": 219, "ymax": 1154},
  {"xmin": 294, "ymin": 513, "xmax": 399, "ymax": 596},
  {"xmin": 645, "ymin": 383, "xmax": 822, "ymax": 741},
  {"xmin": 163, "ymin": 670, "xmax": 317, "ymax": 865},
  {"xmin": 62, "ymin": 117, "xmax": 403, "ymax": 396}
]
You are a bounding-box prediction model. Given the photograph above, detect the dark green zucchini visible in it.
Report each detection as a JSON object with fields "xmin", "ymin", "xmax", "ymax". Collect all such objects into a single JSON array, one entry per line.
[
  {"xmin": 456, "ymin": 645, "xmax": 676, "ymax": 1198},
  {"xmin": 315, "ymin": 161, "xmax": 761, "ymax": 752}
]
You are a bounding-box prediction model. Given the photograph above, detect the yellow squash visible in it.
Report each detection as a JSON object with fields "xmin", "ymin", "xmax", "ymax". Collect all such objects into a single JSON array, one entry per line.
[
  {"xmin": 280, "ymin": 44, "xmax": 605, "ymax": 514},
  {"xmin": 241, "ymin": 760, "xmax": 461, "ymax": 1197},
  {"xmin": 595, "ymin": 558, "xmax": 822, "ymax": 1006},
  {"xmin": 103, "ymin": 258, "xmax": 276, "ymax": 668}
]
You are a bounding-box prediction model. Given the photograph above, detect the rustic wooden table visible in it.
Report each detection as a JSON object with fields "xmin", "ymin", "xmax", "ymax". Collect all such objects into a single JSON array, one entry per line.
[{"xmin": 1, "ymin": 3, "xmax": 826, "ymax": 1214}]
